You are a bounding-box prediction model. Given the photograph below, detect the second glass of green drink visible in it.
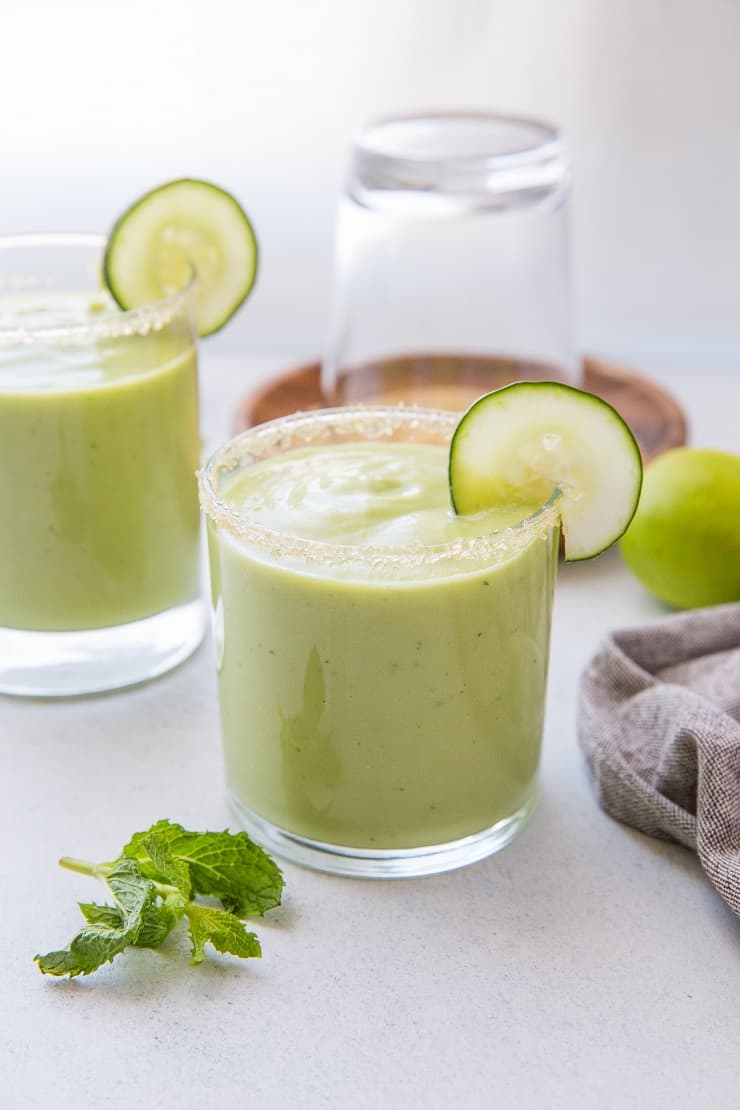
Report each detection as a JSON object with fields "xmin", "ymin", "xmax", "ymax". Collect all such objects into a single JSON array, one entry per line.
[
  {"xmin": 200, "ymin": 407, "xmax": 560, "ymax": 877},
  {"xmin": 0, "ymin": 235, "xmax": 204, "ymax": 696}
]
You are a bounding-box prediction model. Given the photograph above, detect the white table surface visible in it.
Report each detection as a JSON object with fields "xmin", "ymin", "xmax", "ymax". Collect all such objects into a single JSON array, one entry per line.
[{"xmin": 1, "ymin": 352, "xmax": 738, "ymax": 1110}]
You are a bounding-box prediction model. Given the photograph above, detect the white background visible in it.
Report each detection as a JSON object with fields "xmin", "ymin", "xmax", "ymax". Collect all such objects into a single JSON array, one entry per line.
[{"xmin": 2, "ymin": 0, "xmax": 740, "ymax": 369}]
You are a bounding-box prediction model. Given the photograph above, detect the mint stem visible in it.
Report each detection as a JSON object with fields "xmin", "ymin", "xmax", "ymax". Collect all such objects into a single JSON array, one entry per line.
[{"xmin": 58, "ymin": 857, "xmax": 109, "ymax": 879}]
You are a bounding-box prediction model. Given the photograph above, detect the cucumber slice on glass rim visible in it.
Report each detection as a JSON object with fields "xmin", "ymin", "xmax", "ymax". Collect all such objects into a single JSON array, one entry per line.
[
  {"xmin": 102, "ymin": 178, "xmax": 258, "ymax": 337},
  {"xmin": 448, "ymin": 382, "xmax": 643, "ymax": 561}
]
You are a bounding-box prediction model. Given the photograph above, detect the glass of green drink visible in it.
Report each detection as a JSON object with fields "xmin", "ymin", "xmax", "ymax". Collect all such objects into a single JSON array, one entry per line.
[
  {"xmin": 200, "ymin": 407, "xmax": 560, "ymax": 877},
  {"xmin": 0, "ymin": 234, "xmax": 204, "ymax": 696}
]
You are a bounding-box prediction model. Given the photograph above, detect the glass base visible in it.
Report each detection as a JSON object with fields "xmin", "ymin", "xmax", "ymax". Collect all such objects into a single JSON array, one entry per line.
[
  {"xmin": 0, "ymin": 598, "xmax": 205, "ymax": 697},
  {"xmin": 228, "ymin": 789, "xmax": 537, "ymax": 879}
]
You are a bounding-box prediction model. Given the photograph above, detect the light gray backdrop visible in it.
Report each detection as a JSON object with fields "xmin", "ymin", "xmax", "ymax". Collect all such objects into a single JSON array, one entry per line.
[{"xmin": 2, "ymin": 0, "xmax": 739, "ymax": 368}]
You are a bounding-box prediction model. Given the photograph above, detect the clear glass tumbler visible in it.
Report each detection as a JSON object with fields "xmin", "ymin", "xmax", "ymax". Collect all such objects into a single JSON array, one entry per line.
[
  {"xmin": 0, "ymin": 234, "xmax": 205, "ymax": 696},
  {"xmin": 200, "ymin": 407, "xmax": 560, "ymax": 878},
  {"xmin": 322, "ymin": 111, "xmax": 575, "ymax": 410}
]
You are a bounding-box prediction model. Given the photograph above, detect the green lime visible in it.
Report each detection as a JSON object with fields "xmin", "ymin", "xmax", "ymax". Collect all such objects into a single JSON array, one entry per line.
[
  {"xmin": 103, "ymin": 178, "xmax": 258, "ymax": 337},
  {"xmin": 448, "ymin": 381, "xmax": 643, "ymax": 561},
  {"xmin": 620, "ymin": 447, "xmax": 740, "ymax": 608}
]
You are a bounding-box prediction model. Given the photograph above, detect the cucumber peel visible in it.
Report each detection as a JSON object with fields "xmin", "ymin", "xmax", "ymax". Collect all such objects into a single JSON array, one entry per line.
[{"xmin": 449, "ymin": 382, "xmax": 643, "ymax": 561}]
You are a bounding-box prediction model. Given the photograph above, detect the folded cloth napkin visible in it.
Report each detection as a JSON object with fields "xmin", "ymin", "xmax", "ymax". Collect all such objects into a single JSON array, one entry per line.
[{"xmin": 578, "ymin": 602, "xmax": 740, "ymax": 917}]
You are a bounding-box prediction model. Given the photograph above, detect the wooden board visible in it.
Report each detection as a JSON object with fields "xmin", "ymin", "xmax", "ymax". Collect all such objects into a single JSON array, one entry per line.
[{"xmin": 234, "ymin": 354, "xmax": 688, "ymax": 462}]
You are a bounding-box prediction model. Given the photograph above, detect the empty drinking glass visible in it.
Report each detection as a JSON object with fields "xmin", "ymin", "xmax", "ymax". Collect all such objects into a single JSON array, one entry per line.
[{"xmin": 322, "ymin": 111, "xmax": 576, "ymax": 410}]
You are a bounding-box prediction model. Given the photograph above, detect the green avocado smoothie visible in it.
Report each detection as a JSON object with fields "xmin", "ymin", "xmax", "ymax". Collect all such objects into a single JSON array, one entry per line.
[
  {"xmin": 205, "ymin": 429, "xmax": 559, "ymax": 857},
  {"xmin": 0, "ymin": 295, "xmax": 200, "ymax": 632}
]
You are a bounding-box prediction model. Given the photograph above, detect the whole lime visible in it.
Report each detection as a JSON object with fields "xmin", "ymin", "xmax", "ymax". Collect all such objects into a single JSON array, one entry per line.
[{"xmin": 619, "ymin": 447, "xmax": 740, "ymax": 609}]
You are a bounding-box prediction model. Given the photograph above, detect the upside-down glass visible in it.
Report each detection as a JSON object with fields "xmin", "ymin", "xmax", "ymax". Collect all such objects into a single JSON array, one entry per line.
[
  {"xmin": 200, "ymin": 407, "xmax": 560, "ymax": 878},
  {"xmin": 322, "ymin": 111, "xmax": 575, "ymax": 409},
  {"xmin": 0, "ymin": 235, "xmax": 205, "ymax": 696}
]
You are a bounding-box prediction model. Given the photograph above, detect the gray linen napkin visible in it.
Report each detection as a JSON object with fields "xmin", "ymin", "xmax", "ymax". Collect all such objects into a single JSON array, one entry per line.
[{"xmin": 578, "ymin": 602, "xmax": 740, "ymax": 916}]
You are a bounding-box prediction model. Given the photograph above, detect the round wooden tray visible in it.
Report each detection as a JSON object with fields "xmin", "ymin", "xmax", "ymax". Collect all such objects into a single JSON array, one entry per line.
[{"xmin": 235, "ymin": 354, "xmax": 688, "ymax": 462}]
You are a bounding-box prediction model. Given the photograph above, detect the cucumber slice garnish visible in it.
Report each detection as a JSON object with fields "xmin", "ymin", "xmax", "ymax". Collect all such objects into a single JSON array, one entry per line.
[
  {"xmin": 448, "ymin": 382, "xmax": 643, "ymax": 561},
  {"xmin": 103, "ymin": 178, "xmax": 258, "ymax": 337}
]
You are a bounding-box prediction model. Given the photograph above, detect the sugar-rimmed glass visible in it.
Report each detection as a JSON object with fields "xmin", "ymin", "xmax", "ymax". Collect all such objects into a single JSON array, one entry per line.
[
  {"xmin": 322, "ymin": 111, "xmax": 576, "ymax": 409},
  {"xmin": 0, "ymin": 234, "xmax": 205, "ymax": 696},
  {"xmin": 200, "ymin": 406, "xmax": 560, "ymax": 878}
]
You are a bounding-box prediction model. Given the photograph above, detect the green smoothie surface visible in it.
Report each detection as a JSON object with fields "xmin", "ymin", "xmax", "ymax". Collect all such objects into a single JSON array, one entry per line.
[
  {"xmin": 221, "ymin": 442, "xmax": 542, "ymax": 554},
  {"xmin": 0, "ymin": 291, "xmax": 176, "ymax": 392}
]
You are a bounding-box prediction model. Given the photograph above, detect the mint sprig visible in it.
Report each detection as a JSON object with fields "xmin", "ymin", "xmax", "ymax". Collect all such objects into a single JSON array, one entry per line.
[{"xmin": 35, "ymin": 820, "xmax": 283, "ymax": 978}]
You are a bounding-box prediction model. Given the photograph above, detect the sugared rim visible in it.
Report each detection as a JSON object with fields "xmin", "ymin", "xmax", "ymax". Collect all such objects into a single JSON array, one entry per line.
[
  {"xmin": 198, "ymin": 405, "xmax": 561, "ymax": 571},
  {"xmin": 0, "ymin": 233, "xmax": 197, "ymax": 341}
]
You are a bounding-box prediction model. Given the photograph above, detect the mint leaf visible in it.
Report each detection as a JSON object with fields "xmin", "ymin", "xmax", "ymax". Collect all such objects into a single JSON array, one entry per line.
[
  {"xmin": 36, "ymin": 820, "xmax": 283, "ymax": 978},
  {"xmin": 124, "ymin": 818, "xmax": 183, "ymax": 859},
  {"xmin": 124, "ymin": 820, "xmax": 283, "ymax": 917},
  {"xmin": 106, "ymin": 856, "xmax": 155, "ymax": 917},
  {"xmin": 177, "ymin": 829, "xmax": 283, "ymax": 916},
  {"xmin": 79, "ymin": 892, "xmax": 187, "ymax": 950},
  {"xmin": 140, "ymin": 830, "xmax": 192, "ymax": 898},
  {"xmin": 35, "ymin": 858, "xmax": 156, "ymax": 977},
  {"xmin": 78, "ymin": 902, "xmax": 123, "ymax": 928},
  {"xmin": 186, "ymin": 904, "xmax": 262, "ymax": 965},
  {"xmin": 133, "ymin": 894, "xmax": 186, "ymax": 949}
]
